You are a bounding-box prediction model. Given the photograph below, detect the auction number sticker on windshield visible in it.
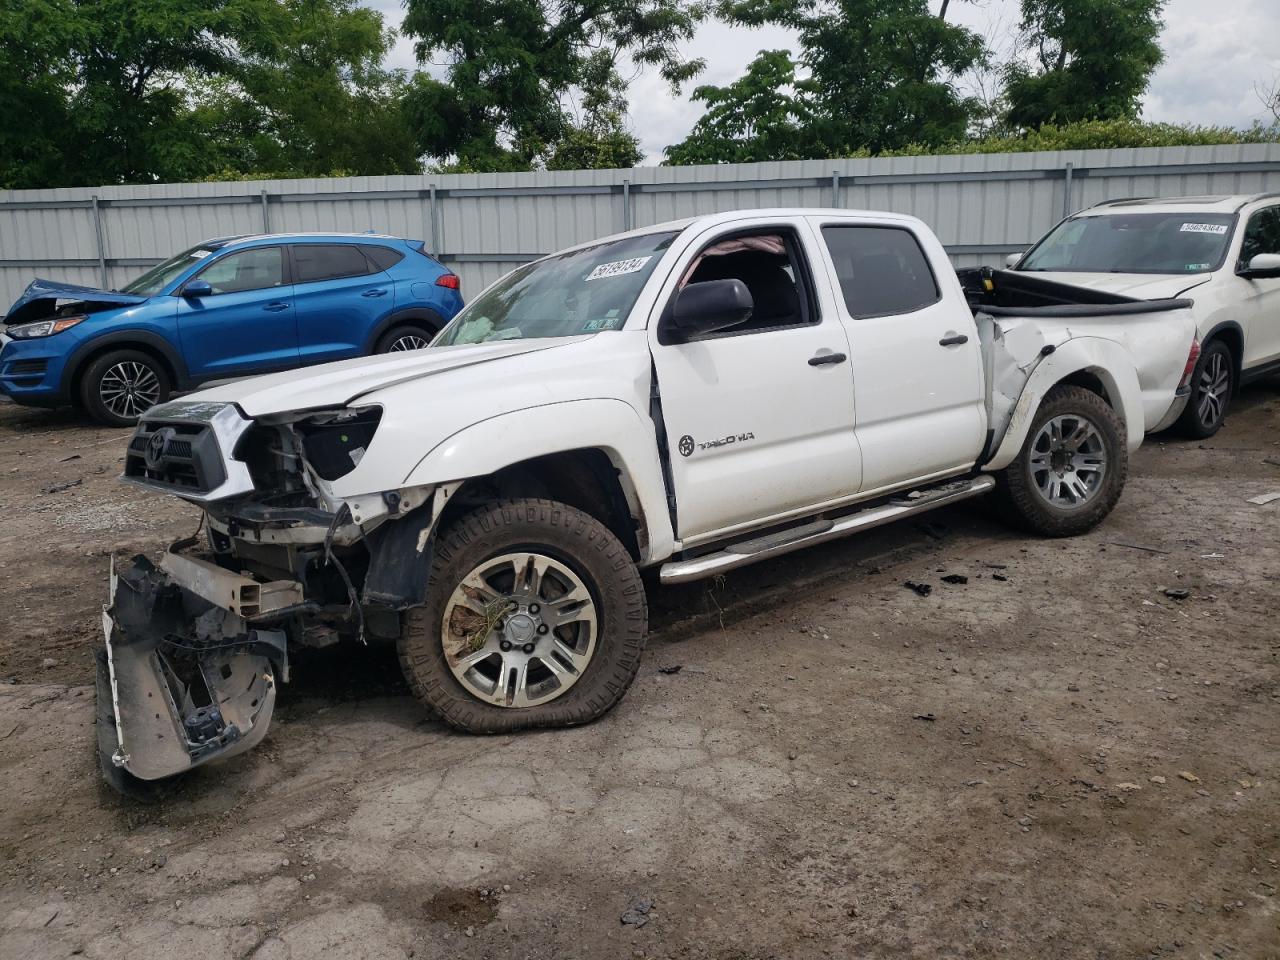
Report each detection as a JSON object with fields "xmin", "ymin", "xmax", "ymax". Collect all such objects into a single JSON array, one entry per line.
[
  {"xmin": 1180, "ymin": 223, "xmax": 1229, "ymax": 235},
  {"xmin": 585, "ymin": 256, "xmax": 652, "ymax": 281}
]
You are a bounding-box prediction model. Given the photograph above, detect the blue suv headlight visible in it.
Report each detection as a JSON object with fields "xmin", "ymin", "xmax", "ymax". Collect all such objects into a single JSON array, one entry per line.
[{"xmin": 6, "ymin": 314, "xmax": 87, "ymax": 338}]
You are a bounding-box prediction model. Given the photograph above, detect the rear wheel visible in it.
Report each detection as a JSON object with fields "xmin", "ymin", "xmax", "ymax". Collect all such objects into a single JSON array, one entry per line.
[
  {"xmin": 1176, "ymin": 339, "xmax": 1233, "ymax": 438},
  {"xmin": 375, "ymin": 325, "xmax": 434, "ymax": 353},
  {"xmin": 398, "ymin": 498, "xmax": 647, "ymax": 733},
  {"xmin": 998, "ymin": 385, "xmax": 1127, "ymax": 537},
  {"xmin": 79, "ymin": 349, "xmax": 171, "ymax": 426}
]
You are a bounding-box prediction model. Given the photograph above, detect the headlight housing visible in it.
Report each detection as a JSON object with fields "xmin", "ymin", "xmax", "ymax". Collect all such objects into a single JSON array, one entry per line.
[
  {"xmin": 6, "ymin": 314, "xmax": 87, "ymax": 338},
  {"xmin": 293, "ymin": 406, "xmax": 383, "ymax": 481}
]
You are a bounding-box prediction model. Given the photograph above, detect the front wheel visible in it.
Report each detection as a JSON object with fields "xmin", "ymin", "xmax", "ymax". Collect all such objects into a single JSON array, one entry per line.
[
  {"xmin": 398, "ymin": 499, "xmax": 648, "ymax": 733},
  {"xmin": 79, "ymin": 349, "xmax": 172, "ymax": 426},
  {"xmin": 998, "ymin": 385, "xmax": 1128, "ymax": 537},
  {"xmin": 1176, "ymin": 339, "xmax": 1233, "ymax": 438}
]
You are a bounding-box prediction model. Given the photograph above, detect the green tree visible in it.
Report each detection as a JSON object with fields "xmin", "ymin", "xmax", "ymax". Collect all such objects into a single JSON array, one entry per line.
[
  {"xmin": 401, "ymin": 0, "xmax": 707, "ymax": 171},
  {"xmin": 0, "ymin": 0, "xmax": 79, "ymax": 188},
  {"xmin": 1003, "ymin": 0, "xmax": 1165, "ymax": 130},
  {"xmin": 547, "ymin": 51, "xmax": 644, "ymax": 170},
  {"xmin": 669, "ymin": 0, "xmax": 987, "ymax": 163},
  {"xmin": 665, "ymin": 50, "xmax": 815, "ymax": 164},
  {"xmin": 192, "ymin": 0, "xmax": 421, "ymax": 177}
]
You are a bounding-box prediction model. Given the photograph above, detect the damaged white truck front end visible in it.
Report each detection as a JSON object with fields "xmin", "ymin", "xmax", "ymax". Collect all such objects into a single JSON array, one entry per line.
[{"xmin": 99, "ymin": 394, "xmax": 453, "ymax": 789}]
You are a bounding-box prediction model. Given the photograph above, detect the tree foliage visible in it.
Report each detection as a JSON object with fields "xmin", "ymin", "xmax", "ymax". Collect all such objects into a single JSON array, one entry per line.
[
  {"xmin": 0, "ymin": 0, "xmax": 418, "ymax": 188},
  {"xmin": 401, "ymin": 0, "xmax": 706, "ymax": 171},
  {"xmin": 1003, "ymin": 0, "xmax": 1166, "ymax": 130},
  {"xmin": 667, "ymin": 0, "xmax": 987, "ymax": 163}
]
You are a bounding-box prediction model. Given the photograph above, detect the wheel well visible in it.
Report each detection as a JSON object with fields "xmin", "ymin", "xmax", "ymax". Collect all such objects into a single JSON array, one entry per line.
[
  {"xmin": 439, "ymin": 449, "xmax": 644, "ymax": 561},
  {"xmin": 1204, "ymin": 327, "xmax": 1243, "ymax": 378},
  {"xmin": 1057, "ymin": 369, "xmax": 1112, "ymax": 407},
  {"xmin": 69, "ymin": 342, "xmax": 178, "ymax": 400},
  {"xmin": 375, "ymin": 310, "xmax": 446, "ymax": 348}
]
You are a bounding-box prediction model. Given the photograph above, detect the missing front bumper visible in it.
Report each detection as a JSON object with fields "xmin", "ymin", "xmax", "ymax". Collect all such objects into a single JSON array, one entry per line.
[{"xmin": 98, "ymin": 555, "xmax": 289, "ymax": 787}]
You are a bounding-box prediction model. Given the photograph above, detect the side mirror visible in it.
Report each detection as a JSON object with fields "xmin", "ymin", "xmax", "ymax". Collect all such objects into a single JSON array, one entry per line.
[
  {"xmin": 182, "ymin": 279, "xmax": 212, "ymax": 298},
  {"xmin": 671, "ymin": 279, "xmax": 754, "ymax": 339},
  {"xmin": 1005, "ymin": 252, "xmax": 1023, "ymax": 269},
  {"xmin": 1240, "ymin": 253, "xmax": 1280, "ymax": 279}
]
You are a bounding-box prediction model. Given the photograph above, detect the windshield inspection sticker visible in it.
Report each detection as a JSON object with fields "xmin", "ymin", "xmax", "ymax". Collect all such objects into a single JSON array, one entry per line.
[
  {"xmin": 585, "ymin": 256, "xmax": 652, "ymax": 281},
  {"xmin": 1180, "ymin": 223, "xmax": 1229, "ymax": 235}
]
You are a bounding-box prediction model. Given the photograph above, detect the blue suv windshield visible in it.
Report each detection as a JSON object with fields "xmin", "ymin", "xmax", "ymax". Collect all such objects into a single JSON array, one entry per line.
[
  {"xmin": 437, "ymin": 231, "xmax": 679, "ymax": 345},
  {"xmin": 119, "ymin": 245, "xmax": 218, "ymax": 296}
]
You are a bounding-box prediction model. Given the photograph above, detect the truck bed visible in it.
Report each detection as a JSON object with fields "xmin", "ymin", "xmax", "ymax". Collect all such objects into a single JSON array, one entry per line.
[{"xmin": 957, "ymin": 266, "xmax": 1194, "ymax": 317}]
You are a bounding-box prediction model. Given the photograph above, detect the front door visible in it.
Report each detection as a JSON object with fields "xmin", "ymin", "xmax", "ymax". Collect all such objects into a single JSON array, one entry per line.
[
  {"xmin": 650, "ymin": 222, "xmax": 861, "ymax": 544},
  {"xmin": 176, "ymin": 245, "xmax": 298, "ymax": 378},
  {"xmin": 1235, "ymin": 204, "xmax": 1280, "ymax": 370},
  {"xmin": 814, "ymin": 219, "xmax": 986, "ymax": 493}
]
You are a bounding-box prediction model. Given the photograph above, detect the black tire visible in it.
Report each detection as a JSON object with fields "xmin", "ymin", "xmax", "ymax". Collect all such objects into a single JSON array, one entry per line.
[
  {"xmin": 398, "ymin": 498, "xmax": 648, "ymax": 733},
  {"xmin": 998, "ymin": 385, "xmax": 1128, "ymax": 537},
  {"xmin": 79, "ymin": 349, "xmax": 172, "ymax": 426},
  {"xmin": 375, "ymin": 324, "xmax": 435, "ymax": 354},
  {"xmin": 1176, "ymin": 339, "xmax": 1234, "ymax": 439}
]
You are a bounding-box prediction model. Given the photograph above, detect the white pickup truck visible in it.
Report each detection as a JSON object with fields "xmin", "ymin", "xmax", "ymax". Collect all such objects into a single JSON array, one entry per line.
[
  {"xmin": 1005, "ymin": 193, "xmax": 1280, "ymax": 437},
  {"xmin": 99, "ymin": 208, "xmax": 1199, "ymax": 790}
]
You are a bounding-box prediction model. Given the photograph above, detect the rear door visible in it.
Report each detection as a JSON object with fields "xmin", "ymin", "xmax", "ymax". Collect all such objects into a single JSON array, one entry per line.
[
  {"xmin": 649, "ymin": 218, "xmax": 861, "ymax": 545},
  {"xmin": 812, "ymin": 218, "xmax": 985, "ymax": 493},
  {"xmin": 175, "ymin": 245, "xmax": 298, "ymax": 378},
  {"xmin": 289, "ymin": 243, "xmax": 394, "ymax": 363}
]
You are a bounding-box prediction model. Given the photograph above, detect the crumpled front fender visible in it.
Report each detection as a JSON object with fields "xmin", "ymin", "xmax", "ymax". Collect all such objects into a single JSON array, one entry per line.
[{"xmin": 98, "ymin": 555, "xmax": 288, "ymax": 789}]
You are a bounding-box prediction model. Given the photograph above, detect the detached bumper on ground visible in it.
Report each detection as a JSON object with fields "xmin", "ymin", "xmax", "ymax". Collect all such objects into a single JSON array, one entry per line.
[{"xmin": 97, "ymin": 552, "xmax": 291, "ymax": 791}]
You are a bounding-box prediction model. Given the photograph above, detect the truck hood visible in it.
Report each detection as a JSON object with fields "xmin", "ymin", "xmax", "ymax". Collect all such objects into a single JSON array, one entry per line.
[
  {"xmin": 1011, "ymin": 271, "xmax": 1211, "ymax": 300},
  {"xmin": 4, "ymin": 278, "xmax": 149, "ymax": 326},
  {"xmin": 190, "ymin": 336, "xmax": 593, "ymax": 417}
]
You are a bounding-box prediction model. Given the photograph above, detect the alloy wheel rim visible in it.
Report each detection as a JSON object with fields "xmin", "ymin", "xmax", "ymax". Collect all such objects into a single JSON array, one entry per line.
[
  {"xmin": 1196, "ymin": 351, "xmax": 1229, "ymax": 428},
  {"xmin": 1029, "ymin": 413, "xmax": 1107, "ymax": 508},
  {"xmin": 99, "ymin": 361, "xmax": 161, "ymax": 419},
  {"xmin": 390, "ymin": 334, "xmax": 430, "ymax": 351},
  {"xmin": 441, "ymin": 552, "xmax": 597, "ymax": 708}
]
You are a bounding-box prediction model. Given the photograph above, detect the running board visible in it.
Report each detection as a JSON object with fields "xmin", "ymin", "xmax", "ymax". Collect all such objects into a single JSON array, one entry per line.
[{"xmin": 659, "ymin": 475, "xmax": 996, "ymax": 585}]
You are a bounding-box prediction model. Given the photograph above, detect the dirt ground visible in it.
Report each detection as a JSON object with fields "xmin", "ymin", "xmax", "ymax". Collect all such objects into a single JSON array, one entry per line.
[{"xmin": 0, "ymin": 384, "xmax": 1277, "ymax": 960}]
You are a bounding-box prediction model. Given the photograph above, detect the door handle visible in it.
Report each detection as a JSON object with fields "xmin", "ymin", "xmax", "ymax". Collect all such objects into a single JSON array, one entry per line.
[
  {"xmin": 361, "ymin": 288, "xmax": 388, "ymax": 298},
  {"xmin": 938, "ymin": 334, "xmax": 969, "ymax": 346},
  {"xmin": 263, "ymin": 302, "xmax": 290, "ymax": 312},
  {"xmin": 808, "ymin": 352, "xmax": 847, "ymax": 366}
]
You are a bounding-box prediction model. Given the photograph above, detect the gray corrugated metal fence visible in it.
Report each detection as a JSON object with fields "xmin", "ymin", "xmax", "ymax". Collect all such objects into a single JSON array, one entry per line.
[{"xmin": 3, "ymin": 143, "xmax": 1279, "ymax": 308}]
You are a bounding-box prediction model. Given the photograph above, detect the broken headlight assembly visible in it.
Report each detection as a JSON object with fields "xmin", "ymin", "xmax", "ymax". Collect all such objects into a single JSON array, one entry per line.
[
  {"xmin": 291, "ymin": 406, "xmax": 383, "ymax": 482},
  {"xmin": 6, "ymin": 314, "xmax": 86, "ymax": 338}
]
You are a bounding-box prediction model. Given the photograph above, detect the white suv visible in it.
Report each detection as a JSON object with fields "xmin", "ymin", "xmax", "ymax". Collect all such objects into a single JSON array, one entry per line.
[{"xmin": 1010, "ymin": 194, "xmax": 1280, "ymax": 437}]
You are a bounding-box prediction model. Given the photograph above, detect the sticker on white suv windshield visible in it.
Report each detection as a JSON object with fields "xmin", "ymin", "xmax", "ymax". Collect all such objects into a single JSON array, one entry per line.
[
  {"xmin": 1179, "ymin": 223, "xmax": 1228, "ymax": 235},
  {"xmin": 585, "ymin": 256, "xmax": 652, "ymax": 281}
]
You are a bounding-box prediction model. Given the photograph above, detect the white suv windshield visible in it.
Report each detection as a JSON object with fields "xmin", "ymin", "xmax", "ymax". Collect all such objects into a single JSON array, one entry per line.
[
  {"xmin": 436, "ymin": 231, "xmax": 679, "ymax": 345},
  {"xmin": 1019, "ymin": 212, "xmax": 1235, "ymax": 274}
]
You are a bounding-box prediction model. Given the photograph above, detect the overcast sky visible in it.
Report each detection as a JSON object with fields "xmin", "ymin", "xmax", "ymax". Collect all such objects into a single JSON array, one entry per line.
[{"xmin": 366, "ymin": 0, "xmax": 1280, "ymax": 164}]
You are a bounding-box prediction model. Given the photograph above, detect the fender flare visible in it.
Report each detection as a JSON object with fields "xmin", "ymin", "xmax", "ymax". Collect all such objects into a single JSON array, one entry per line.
[
  {"xmin": 61, "ymin": 329, "xmax": 192, "ymax": 396},
  {"xmin": 401, "ymin": 398, "xmax": 676, "ymax": 565},
  {"xmin": 983, "ymin": 338, "xmax": 1143, "ymax": 473},
  {"xmin": 363, "ymin": 307, "xmax": 448, "ymax": 353},
  {"xmin": 1200, "ymin": 319, "xmax": 1245, "ymax": 376}
]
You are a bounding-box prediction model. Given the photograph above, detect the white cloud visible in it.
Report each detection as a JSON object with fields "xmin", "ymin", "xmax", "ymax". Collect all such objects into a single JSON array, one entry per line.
[{"xmin": 365, "ymin": 0, "xmax": 1280, "ymax": 164}]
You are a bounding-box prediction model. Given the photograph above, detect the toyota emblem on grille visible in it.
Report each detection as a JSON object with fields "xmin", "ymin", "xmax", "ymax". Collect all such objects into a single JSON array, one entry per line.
[{"xmin": 145, "ymin": 429, "xmax": 171, "ymax": 468}]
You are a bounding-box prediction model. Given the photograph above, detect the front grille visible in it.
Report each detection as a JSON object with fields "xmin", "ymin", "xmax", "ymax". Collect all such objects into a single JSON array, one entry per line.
[{"xmin": 124, "ymin": 420, "xmax": 228, "ymax": 494}]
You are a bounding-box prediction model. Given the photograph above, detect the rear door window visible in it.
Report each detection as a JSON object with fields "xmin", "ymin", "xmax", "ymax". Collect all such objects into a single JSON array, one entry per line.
[
  {"xmin": 292, "ymin": 244, "xmax": 377, "ymax": 284},
  {"xmin": 821, "ymin": 225, "xmax": 940, "ymax": 317}
]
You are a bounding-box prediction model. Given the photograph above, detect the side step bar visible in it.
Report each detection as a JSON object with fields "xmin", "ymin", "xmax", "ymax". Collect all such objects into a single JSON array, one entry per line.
[{"xmin": 659, "ymin": 475, "xmax": 996, "ymax": 585}]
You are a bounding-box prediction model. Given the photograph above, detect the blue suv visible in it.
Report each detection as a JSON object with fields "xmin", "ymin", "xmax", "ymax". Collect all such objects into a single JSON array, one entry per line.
[{"xmin": 0, "ymin": 233, "xmax": 463, "ymax": 425}]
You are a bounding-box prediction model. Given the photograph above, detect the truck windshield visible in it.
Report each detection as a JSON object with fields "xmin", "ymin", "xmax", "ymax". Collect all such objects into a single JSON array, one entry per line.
[
  {"xmin": 1018, "ymin": 212, "xmax": 1235, "ymax": 274},
  {"xmin": 120, "ymin": 245, "xmax": 218, "ymax": 296},
  {"xmin": 436, "ymin": 231, "xmax": 679, "ymax": 345}
]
